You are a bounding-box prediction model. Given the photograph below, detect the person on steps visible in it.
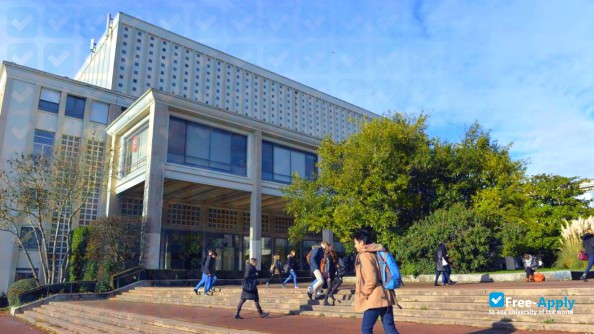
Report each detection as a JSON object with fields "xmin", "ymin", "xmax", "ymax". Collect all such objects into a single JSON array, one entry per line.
[
  {"xmin": 282, "ymin": 250, "xmax": 299, "ymax": 288},
  {"xmin": 235, "ymin": 258, "xmax": 269, "ymax": 319}
]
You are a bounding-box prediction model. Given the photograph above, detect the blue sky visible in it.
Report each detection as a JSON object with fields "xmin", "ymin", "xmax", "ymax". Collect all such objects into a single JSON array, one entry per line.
[{"xmin": 2, "ymin": 0, "xmax": 594, "ymax": 178}]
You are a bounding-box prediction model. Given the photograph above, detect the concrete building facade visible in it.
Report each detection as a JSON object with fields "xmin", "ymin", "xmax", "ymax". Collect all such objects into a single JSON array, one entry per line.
[{"xmin": 0, "ymin": 12, "xmax": 378, "ymax": 293}]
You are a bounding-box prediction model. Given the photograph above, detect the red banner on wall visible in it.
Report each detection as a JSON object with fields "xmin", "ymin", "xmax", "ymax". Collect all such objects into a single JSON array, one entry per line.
[{"xmin": 131, "ymin": 136, "xmax": 138, "ymax": 152}]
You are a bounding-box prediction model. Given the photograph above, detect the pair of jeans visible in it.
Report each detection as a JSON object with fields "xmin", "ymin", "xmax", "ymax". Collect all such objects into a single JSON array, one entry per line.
[
  {"xmin": 361, "ymin": 306, "xmax": 399, "ymax": 334},
  {"xmin": 195, "ymin": 273, "xmax": 208, "ymax": 290},
  {"xmin": 283, "ymin": 269, "xmax": 297, "ymax": 286},
  {"xmin": 585, "ymin": 254, "xmax": 594, "ymax": 275},
  {"xmin": 205, "ymin": 275, "xmax": 217, "ymax": 293}
]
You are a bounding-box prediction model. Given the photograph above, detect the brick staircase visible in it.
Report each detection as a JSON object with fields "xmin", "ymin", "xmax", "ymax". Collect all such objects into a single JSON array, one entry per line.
[
  {"xmin": 112, "ymin": 284, "xmax": 594, "ymax": 332},
  {"xmin": 15, "ymin": 283, "xmax": 594, "ymax": 333}
]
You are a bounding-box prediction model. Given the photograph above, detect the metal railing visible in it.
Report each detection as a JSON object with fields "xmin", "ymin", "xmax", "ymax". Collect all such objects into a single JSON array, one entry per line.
[
  {"xmin": 111, "ymin": 266, "xmax": 146, "ymax": 289},
  {"xmin": 17, "ymin": 281, "xmax": 96, "ymax": 305}
]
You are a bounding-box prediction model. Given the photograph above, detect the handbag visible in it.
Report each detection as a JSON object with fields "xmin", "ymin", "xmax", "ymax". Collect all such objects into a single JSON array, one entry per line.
[
  {"xmin": 242, "ymin": 277, "xmax": 257, "ymax": 292},
  {"xmin": 579, "ymin": 250, "xmax": 589, "ymax": 261}
]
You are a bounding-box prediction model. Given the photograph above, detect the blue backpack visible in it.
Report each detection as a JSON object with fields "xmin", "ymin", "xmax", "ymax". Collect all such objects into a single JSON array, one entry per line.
[{"xmin": 376, "ymin": 251, "xmax": 403, "ymax": 290}]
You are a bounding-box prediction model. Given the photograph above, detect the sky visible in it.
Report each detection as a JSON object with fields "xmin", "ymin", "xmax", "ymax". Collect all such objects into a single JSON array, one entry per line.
[{"xmin": 1, "ymin": 0, "xmax": 594, "ymax": 178}]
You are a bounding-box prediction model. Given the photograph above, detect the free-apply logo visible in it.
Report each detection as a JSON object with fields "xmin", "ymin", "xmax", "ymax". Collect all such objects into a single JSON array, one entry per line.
[
  {"xmin": 488, "ymin": 291, "xmax": 575, "ymax": 314},
  {"xmin": 489, "ymin": 292, "xmax": 505, "ymax": 308}
]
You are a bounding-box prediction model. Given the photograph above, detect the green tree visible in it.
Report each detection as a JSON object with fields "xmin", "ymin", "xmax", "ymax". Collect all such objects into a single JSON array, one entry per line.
[
  {"xmin": 284, "ymin": 113, "xmax": 431, "ymax": 249},
  {"xmin": 396, "ymin": 204, "xmax": 499, "ymax": 275}
]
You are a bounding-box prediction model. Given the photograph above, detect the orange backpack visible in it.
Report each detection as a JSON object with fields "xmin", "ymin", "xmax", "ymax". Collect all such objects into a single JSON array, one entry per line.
[{"xmin": 533, "ymin": 273, "xmax": 545, "ymax": 282}]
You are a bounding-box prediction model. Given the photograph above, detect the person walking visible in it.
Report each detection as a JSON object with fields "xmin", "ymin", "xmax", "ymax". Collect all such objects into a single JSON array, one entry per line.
[
  {"xmin": 434, "ymin": 242, "xmax": 455, "ymax": 286},
  {"xmin": 204, "ymin": 251, "xmax": 218, "ymax": 294},
  {"xmin": 307, "ymin": 241, "xmax": 327, "ymax": 300},
  {"xmin": 326, "ymin": 255, "xmax": 347, "ymax": 305},
  {"xmin": 194, "ymin": 250, "xmax": 213, "ymax": 295},
  {"xmin": 282, "ymin": 250, "xmax": 299, "ymax": 288},
  {"xmin": 266, "ymin": 251, "xmax": 283, "ymax": 287},
  {"xmin": 323, "ymin": 244, "xmax": 338, "ymax": 306},
  {"xmin": 352, "ymin": 230, "xmax": 399, "ymax": 334},
  {"xmin": 235, "ymin": 258, "xmax": 269, "ymax": 319},
  {"xmin": 580, "ymin": 228, "xmax": 594, "ymax": 282}
]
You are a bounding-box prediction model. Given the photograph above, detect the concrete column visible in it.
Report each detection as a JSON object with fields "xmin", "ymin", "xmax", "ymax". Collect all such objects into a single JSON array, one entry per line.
[
  {"xmin": 322, "ymin": 229, "xmax": 334, "ymax": 245},
  {"xmin": 249, "ymin": 131, "xmax": 262, "ymax": 270},
  {"xmin": 104, "ymin": 133, "xmax": 121, "ymax": 217},
  {"xmin": 142, "ymin": 101, "xmax": 169, "ymax": 269}
]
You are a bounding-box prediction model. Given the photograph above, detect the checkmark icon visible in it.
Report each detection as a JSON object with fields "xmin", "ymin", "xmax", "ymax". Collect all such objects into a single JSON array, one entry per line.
[{"xmin": 489, "ymin": 292, "xmax": 505, "ymax": 308}]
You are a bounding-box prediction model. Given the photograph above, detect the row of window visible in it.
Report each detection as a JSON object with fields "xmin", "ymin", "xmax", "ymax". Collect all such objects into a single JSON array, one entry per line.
[
  {"xmin": 161, "ymin": 117, "xmax": 317, "ymax": 183},
  {"xmin": 38, "ymin": 87, "xmax": 110, "ymax": 124},
  {"xmin": 117, "ymin": 24, "xmax": 363, "ymax": 140}
]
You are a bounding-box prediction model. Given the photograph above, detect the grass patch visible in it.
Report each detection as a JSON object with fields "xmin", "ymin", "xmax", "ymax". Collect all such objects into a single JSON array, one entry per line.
[
  {"xmin": 543, "ymin": 318, "xmax": 555, "ymax": 324},
  {"xmin": 420, "ymin": 305, "xmax": 428, "ymax": 310}
]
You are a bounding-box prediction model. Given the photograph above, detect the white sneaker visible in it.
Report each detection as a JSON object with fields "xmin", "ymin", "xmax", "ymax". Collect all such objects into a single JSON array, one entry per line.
[{"xmin": 294, "ymin": 286, "xmax": 299, "ymax": 288}]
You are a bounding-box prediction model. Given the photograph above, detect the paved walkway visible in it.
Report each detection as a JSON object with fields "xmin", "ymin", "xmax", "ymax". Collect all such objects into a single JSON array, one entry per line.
[{"xmin": 0, "ymin": 311, "xmax": 46, "ymax": 334}]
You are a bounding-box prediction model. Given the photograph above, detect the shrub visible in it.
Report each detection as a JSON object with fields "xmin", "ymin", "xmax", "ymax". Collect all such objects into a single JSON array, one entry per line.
[
  {"xmin": 84, "ymin": 216, "xmax": 145, "ymax": 291},
  {"xmin": 555, "ymin": 216, "xmax": 594, "ymax": 269},
  {"xmin": 395, "ymin": 204, "xmax": 500, "ymax": 274},
  {"xmin": 7, "ymin": 278, "xmax": 38, "ymax": 306},
  {"xmin": 68, "ymin": 226, "xmax": 89, "ymax": 282}
]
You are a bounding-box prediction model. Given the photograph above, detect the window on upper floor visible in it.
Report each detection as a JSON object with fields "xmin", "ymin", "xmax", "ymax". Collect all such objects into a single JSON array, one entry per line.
[
  {"xmin": 65, "ymin": 95, "xmax": 86, "ymax": 119},
  {"xmin": 38, "ymin": 88, "xmax": 60, "ymax": 113},
  {"xmin": 123, "ymin": 126, "xmax": 149, "ymax": 176},
  {"xmin": 19, "ymin": 227, "xmax": 41, "ymax": 250},
  {"xmin": 262, "ymin": 141, "xmax": 317, "ymax": 184},
  {"xmin": 33, "ymin": 129, "xmax": 54, "ymax": 156},
  {"xmin": 90, "ymin": 101, "xmax": 109, "ymax": 124},
  {"xmin": 167, "ymin": 117, "xmax": 247, "ymax": 176}
]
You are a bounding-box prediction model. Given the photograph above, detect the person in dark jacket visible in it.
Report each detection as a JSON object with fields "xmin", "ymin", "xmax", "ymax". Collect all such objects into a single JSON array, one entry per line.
[
  {"xmin": 265, "ymin": 251, "xmax": 283, "ymax": 287},
  {"xmin": 282, "ymin": 250, "xmax": 298, "ymax": 288},
  {"xmin": 434, "ymin": 242, "xmax": 455, "ymax": 286},
  {"xmin": 580, "ymin": 228, "xmax": 594, "ymax": 282},
  {"xmin": 194, "ymin": 250, "xmax": 213, "ymax": 295},
  {"xmin": 204, "ymin": 252, "xmax": 218, "ymax": 294},
  {"xmin": 323, "ymin": 244, "xmax": 338, "ymax": 306},
  {"xmin": 235, "ymin": 258, "xmax": 269, "ymax": 319},
  {"xmin": 326, "ymin": 255, "xmax": 347, "ymax": 305},
  {"xmin": 307, "ymin": 241, "xmax": 327, "ymax": 300}
]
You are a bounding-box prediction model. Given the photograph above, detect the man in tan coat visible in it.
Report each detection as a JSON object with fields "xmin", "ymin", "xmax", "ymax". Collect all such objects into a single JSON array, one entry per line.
[{"xmin": 353, "ymin": 230, "xmax": 399, "ymax": 334}]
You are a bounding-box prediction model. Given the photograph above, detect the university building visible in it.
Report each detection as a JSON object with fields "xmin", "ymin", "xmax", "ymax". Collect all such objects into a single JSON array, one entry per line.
[{"xmin": 0, "ymin": 12, "xmax": 378, "ymax": 292}]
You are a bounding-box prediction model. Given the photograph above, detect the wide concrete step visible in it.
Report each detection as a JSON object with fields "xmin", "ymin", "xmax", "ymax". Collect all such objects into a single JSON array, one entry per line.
[
  {"xmin": 16, "ymin": 311, "xmax": 82, "ymax": 334},
  {"xmin": 113, "ymin": 295, "xmax": 301, "ymax": 313},
  {"xmin": 34, "ymin": 306, "xmax": 137, "ymax": 334},
  {"xmin": 118, "ymin": 292, "xmax": 310, "ymax": 304},
  {"xmin": 18, "ymin": 309, "xmax": 110, "ymax": 334},
  {"xmin": 42, "ymin": 303, "xmax": 192, "ymax": 334},
  {"xmin": 46, "ymin": 302, "xmax": 262, "ymax": 334}
]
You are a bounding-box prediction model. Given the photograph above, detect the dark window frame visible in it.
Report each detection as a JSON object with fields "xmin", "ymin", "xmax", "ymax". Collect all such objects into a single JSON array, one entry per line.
[{"xmin": 65, "ymin": 95, "xmax": 86, "ymax": 119}]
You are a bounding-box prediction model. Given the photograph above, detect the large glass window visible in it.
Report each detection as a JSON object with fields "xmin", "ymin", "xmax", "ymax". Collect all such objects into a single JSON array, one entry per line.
[
  {"xmin": 65, "ymin": 95, "xmax": 86, "ymax": 119},
  {"xmin": 19, "ymin": 227, "xmax": 41, "ymax": 250},
  {"xmin": 38, "ymin": 88, "xmax": 60, "ymax": 113},
  {"xmin": 33, "ymin": 129, "xmax": 55, "ymax": 156},
  {"xmin": 262, "ymin": 141, "xmax": 317, "ymax": 183},
  {"xmin": 167, "ymin": 117, "xmax": 247, "ymax": 176},
  {"xmin": 90, "ymin": 101, "xmax": 109, "ymax": 124},
  {"xmin": 123, "ymin": 126, "xmax": 148, "ymax": 175}
]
